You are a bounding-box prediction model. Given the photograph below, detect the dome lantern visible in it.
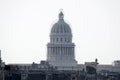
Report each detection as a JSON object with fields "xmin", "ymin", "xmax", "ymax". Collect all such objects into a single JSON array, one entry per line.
[{"xmin": 59, "ymin": 11, "xmax": 64, "ymax": 20}]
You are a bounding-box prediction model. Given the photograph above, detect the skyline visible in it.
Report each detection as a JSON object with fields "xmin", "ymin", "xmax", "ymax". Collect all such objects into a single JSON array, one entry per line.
[{"xmin": 0, "ymin": 0, "xmax": 120, "ymax": 64}]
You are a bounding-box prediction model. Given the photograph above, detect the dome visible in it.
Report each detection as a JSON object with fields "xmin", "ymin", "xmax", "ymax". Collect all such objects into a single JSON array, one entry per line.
[{"xmin": 51, "ymin": 12, "xmax": 72, "ymax": 34}]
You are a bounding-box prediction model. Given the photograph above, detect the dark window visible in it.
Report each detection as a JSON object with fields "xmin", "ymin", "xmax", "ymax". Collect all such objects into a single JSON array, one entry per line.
[
  {"xmin": 65, "ymin": 38, "xmax": 66, "ymax": 42},
  {"xmin": 61, "ymin": 38, "xmax": 63, "ymax": 42}
]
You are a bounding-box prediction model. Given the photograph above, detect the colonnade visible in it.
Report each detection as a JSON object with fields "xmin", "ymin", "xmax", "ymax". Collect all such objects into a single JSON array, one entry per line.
[{"xmin": 47, "ymin": 46, "xmax": 74, "ymax": 61}]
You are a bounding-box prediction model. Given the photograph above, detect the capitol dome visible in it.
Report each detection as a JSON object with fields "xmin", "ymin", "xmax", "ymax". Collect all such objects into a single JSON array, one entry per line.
[
  {"xmin": 47, "ymin": 11, "xmax": 77, "ymax": 67},
  {"xmin": 51, "ymin": 11, "xmax": 72, "ymax": 34}
]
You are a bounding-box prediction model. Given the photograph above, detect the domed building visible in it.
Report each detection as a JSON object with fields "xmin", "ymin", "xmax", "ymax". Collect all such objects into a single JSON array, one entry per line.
[
  {"xmin": 0, "ymin": 11, "xmax": 120, "ymax": 80},
  {"xmin": 47, "ymin": 11, "xmax": 77, "ymax": 67}
]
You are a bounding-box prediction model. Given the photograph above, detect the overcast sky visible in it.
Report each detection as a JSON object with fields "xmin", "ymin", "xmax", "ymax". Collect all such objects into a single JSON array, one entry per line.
[{"xmin": 0, "ymin": 0, "xmax": 120, "ymax": 64}]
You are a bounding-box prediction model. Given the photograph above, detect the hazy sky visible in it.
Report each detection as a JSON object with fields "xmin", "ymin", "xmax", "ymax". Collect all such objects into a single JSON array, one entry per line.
[{"xmin": 0, "ymin": 0, "xmax": 120, "ymax": 64}]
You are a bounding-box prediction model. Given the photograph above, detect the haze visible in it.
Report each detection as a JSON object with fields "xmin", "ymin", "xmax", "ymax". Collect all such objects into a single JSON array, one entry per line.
[{"xmin": 0, "ymin": 0, "xmax": 120, "ymax": 64}]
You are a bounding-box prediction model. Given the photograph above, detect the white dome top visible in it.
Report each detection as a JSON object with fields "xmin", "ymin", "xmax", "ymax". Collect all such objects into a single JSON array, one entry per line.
[{"xmin": 51, "ymin": 12, "xmax": 71, "ymax": 34}]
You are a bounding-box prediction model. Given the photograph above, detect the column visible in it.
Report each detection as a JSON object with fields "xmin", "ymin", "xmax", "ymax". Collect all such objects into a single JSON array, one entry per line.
[
  {"xmin": 66, "ymin": 47, "xmax": 67, "ymax": 56},
  {"xmin": 47, "ymin": 47, "xmax": 49, "ymax": 60},
  {"xmin": 63, "ymin": 47, "xmax": 65, "ymax": 56},
  {"xmin": 67, "ymin": 47, "xmax": 68, "ymax": 56},
  {"xmin": 72, "ymin": 47, "xmax": 75, "ymax": 58}
]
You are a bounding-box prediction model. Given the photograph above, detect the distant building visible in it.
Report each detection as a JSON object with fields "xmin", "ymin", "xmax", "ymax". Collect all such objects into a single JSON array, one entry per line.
[
  {"xmin": 0, "ymin": 50, "xmax": 5, "ymax": 80},
  {"xmin": 47, "ymin": 11, "xmax": 77, "ymax": 67},
  {"xmin": 0, "ymin": 11, "xmax": 120, "ymax": 80}
]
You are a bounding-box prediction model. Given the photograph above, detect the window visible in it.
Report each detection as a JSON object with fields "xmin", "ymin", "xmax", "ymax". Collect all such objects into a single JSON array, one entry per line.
[
  {"xmin": 61, "ymin": 38, "xmax": 63, "ymax": 42},
  {"xmin": 65, "ymin": 38, "xmax": 66, "ymax": 42}
]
